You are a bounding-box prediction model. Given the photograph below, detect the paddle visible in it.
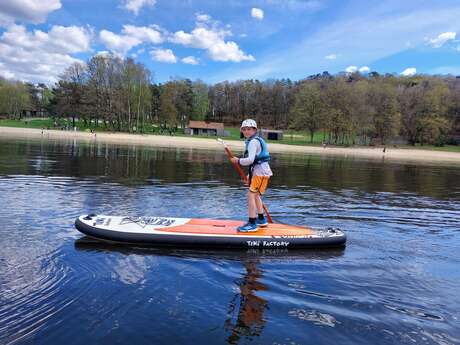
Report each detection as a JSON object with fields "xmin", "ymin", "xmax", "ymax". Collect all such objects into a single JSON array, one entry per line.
[{"xmin": 217, "ymin": 138, "xmax": 273, "ymax": 223}]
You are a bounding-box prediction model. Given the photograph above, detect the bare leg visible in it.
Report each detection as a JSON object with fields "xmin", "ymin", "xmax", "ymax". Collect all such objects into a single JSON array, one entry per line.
[
  {"xmin": 247, "ymin": 191, "xmax": 257, "ymax": 218},
  {"xmin": 255, "ymin": 194, "xmax": 263, "ymax": 215}
]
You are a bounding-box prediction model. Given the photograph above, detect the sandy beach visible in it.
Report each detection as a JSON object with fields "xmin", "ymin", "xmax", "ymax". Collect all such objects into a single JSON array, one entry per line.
[{"xmin": 1, "ymin": 126, "xmax": 460, "ymax": 165}]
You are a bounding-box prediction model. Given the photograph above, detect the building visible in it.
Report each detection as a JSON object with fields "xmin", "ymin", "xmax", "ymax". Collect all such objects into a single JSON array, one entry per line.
[
  {"xmin": 185, "ymin": 121, "xmax": 225, "ymax": 136},
  {"xmin": 260, "ymin": 129, "xmax": 284, "ymax": 140}
]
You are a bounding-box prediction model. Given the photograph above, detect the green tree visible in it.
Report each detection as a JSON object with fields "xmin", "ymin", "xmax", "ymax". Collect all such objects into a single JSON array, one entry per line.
[
  {"xmin": 191, "ymin": 80, "xmax": 209, "ymax": 121},
  {"xmin": 290, "ymin": 82, "xmax": 325, "ymax": 143},
  {"xmin": 159, "ymin": 82, "xmax": 178, "ymax": 128},
  {"xmin": 368, "ymin": 82, "xmax": 400, "ymax": 145}
]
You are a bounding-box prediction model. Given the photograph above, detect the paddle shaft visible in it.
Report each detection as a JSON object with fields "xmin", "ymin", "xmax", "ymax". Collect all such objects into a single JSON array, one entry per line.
[{"xmin": 222, "ymin": 144, "xmax": 273, "ymax": 223}]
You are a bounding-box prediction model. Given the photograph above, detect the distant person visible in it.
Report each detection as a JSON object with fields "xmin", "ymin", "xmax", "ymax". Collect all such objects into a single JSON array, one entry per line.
[{"xmin": 230, "ymin": 119, "xmax": 273, "ymax": 232}]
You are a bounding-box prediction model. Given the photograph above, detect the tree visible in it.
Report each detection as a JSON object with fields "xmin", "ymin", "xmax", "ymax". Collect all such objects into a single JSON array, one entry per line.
[
  {"xmin": 56, "ymin": 62, "xmax": 87, "ymax": 127},
  {"xmin": 399, "ymin": 78, "xmax": 450, "ymax": 145},
  {"xmin": 0, "ymin": 79, "xmax": 30, "ymax": 119},
  {"xmin": 159, "ymin": 82, "xmax": 178, "ymax": 128},
  {"xmin": 191, "ymin": 80, "xmax": 209, "ymax": 121},
  {"xmin": 290, "ymin": 82, "xmax": 325, "ymax": 143},
  {"xmin": 368, "ymin": 82, "xmax": 400, "ymax": 145}
]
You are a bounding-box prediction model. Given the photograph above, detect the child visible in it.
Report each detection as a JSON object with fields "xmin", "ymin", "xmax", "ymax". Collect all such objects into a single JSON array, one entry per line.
[{"xmin": 231, "ymin": 119, "xmax": 273, "ymax": 232}]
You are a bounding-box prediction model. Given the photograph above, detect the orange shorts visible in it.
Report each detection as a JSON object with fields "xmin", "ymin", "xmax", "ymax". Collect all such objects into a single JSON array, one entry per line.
[{"xmin": 249, "ymin": 176, "xmax": 270, "ymax": 194}]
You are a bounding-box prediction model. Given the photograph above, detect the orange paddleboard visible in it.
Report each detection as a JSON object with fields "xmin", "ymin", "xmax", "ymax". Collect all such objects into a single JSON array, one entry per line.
[{"xmin": 75, "ymin": 215, "xmax": 346, "ymax": 249}]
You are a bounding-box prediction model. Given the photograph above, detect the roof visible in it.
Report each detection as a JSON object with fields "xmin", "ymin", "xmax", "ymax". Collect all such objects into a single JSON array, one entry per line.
[{"xmin": 188, "ymin": 121, "xmax": 224, "ymax": 129}]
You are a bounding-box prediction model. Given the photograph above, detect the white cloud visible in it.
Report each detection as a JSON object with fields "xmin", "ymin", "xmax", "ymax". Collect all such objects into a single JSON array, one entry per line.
[
  {"xmin": 170, "ymin": 19, "xmax": 254, "ymax": 62},
  {"xmin": 251, "ymin": 8, "xmax": 264, "ymax": 20},
  {"xmin": 196, "ymin": 13, "xmax": 211, "ymax": 22},
  {"xmin": 122, "ymin": 25, "xmax": 163, "ymax": 44},
  {"xmin": 0, "ymin": 0, "xmax": 61, "ymax": 26},
  {"xmin": 345, "ymin": 65, "xmax": 369, "ymax": 73},
  {"xmin": 345, "ymin": 65, "xmax": 358, "ymax": 73},
  {"xmin": 0, "ymin": 24, "xmax": 91, "ymax": 83},
  {"xmin": 210, "ymin": 2, "xmax": 460, "ymax": 82},
  {"xmin": 150, "ymin": 48, "xmax": 177, "ymax": 63},
  {"xmin": 95, "ymin": 50, "xmax": 111, "ymax": 57},
  {"xmin": 100, "ymin": 29, "xmax": 140, "ymax": 56},
  {"xmin": 1, "ymin": 24, "xmax": 91, "ymax": 53},
  {"xmin": 181, "ymin": 56, "xmax": 199, "ymax": 65},
  {"xmin": 427, "ymin": 31, "xmax": 456, "ymax": 48},
  {"xmin": 209, "ymin": 40, "xmax": 255, "ymax": 62},
  {"xmin": 401, "ymin": 67, "xmax": 416, "ymax": 76},
  {"xmin": 100, "ymin": 19, "xmax": 253, "ymax": 64},
  {"xmin": 99, "ymin": 25, "xmax": 163, "ymax": 56},
  {"xmin": 0, "ymin": 62, "xmax": 15, "ymax": 79},
  {"xmin": 325, "ymin": 54, "xmax": 337, "ymax": 60},
  {"xmin": 122, "ymin": 0, "xmax": 156, "ymax": 15}
]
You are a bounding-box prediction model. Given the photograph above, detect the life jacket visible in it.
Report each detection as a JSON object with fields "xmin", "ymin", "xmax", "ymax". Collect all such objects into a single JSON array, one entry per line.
[{"xmin": 244, "ymin": 134, "xmax": 270, "ymax": 165}]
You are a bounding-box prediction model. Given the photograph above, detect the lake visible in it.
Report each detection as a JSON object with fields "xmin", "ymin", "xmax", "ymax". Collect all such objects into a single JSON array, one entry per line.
[{"xmin": 0, "ymin": 137, "xmax": 459, "ymax": 344}]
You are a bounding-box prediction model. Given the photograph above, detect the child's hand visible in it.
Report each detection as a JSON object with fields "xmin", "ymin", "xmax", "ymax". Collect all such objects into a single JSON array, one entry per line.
[{"xmin": 230, "ymin": 157, "xmax": 239, "ymax": 164}]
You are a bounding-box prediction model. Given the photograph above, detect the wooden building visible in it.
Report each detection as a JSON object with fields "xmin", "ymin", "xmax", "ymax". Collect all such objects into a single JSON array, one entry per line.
[
  {"xmin": 260, "ymin": 129, "xmax": 284, "ymax": 140},
  {"xmin": 185, "ymin": 121, "xmax": 225, "ymax": 136}
]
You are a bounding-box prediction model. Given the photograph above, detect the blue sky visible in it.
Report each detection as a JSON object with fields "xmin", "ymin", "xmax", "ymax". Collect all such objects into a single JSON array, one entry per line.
[{"xmin": 1, "ymin": 0, "xmax": 460, "ymax": 84}]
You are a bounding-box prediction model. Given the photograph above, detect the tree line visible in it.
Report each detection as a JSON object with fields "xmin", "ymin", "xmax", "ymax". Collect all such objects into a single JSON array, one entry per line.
[{"xmin": 1, "ymin": 53, "xmax": 459, "ymax": 145}]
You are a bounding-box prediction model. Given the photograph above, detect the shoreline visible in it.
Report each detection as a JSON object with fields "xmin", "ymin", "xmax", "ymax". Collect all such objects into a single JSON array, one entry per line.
[{"xmin": 1, "ymin": 126, "xmax": 460, "ymax": 165}]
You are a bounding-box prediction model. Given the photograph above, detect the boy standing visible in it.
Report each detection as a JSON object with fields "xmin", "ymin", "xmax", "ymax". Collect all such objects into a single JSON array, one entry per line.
[{"xmin": 231, "ymin": 119, "xmax": 273, "ymax": 232}]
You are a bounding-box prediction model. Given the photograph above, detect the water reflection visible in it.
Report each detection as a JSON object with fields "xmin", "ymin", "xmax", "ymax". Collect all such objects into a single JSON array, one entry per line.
[
  {"xmin": 225, "ymin": 257, "xmax": 267, "ymax": 344},
  {"xmin": 1, "ymin": 138, "xmax": 459, "ymax": 199},
  {"xmin": 74, "ymin": 238, "xmax": 345, "ymax": 344},
  {"xmin": 2, "ymin": 138, "xmax": 460, "ymax": 344}
]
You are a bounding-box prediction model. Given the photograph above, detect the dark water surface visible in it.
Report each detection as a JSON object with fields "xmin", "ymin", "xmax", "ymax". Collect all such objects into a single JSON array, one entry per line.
[{"xmin": 1, "ymin": 137, "xmax": 459, "ymax": 345}]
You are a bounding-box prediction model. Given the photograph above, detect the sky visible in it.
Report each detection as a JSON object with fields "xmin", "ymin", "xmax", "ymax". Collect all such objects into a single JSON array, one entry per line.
[{"xmin": 1, "ymin": 0, "xmax": 460, "ymax": 85}]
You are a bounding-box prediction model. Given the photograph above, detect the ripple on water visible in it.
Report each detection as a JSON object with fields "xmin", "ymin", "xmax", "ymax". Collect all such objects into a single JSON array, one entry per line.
[
  {"xmin": 288, "ymin": 309, "xmax": 340, "ymax": 327},
  {"xmin": 0, "ymin": 249, "xmax": 75, "ymax": 344},
  {"xmin": 1, "ymin": 142, "xmax": 460, "ymax": 344}
]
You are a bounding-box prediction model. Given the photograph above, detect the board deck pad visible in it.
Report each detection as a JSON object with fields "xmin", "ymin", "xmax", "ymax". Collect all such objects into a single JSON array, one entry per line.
[{"xmin": 75, "ymin": 215, "xmax": 346, "ymax": 248}]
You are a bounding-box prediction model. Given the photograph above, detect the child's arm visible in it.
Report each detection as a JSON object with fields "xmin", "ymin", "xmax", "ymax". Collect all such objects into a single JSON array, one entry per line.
[{"xmin": 238, "ymin": 140, "xmax": 259, "ymax": 166}]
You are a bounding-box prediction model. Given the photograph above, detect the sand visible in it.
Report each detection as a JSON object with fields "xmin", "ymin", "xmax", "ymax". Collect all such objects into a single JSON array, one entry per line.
[{"xmin": 1, "ymin": 126, "xmax": 460, "ymax": 165}]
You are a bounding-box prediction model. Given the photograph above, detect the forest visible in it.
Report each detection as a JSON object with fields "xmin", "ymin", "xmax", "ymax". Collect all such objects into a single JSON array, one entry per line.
[{"xmin": 1, "ymin": 53, "xmax": 459, "ymax": 146}]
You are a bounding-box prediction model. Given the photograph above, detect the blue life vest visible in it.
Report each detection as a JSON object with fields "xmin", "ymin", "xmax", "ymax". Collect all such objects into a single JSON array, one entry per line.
[{"xmin": 244, "ymin": 135, "xmax": 270, "ymax": 165}]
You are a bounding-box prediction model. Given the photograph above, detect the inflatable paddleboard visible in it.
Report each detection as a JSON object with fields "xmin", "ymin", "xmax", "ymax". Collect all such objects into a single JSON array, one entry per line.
[{"xmin": 74, "ymin": 214, "xmax": 346, "ymax": 249}]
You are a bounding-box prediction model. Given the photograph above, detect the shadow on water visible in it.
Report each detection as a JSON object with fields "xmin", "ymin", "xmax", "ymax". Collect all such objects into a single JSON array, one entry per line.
[{"xmin": 74, "ymin": 237, "xmax": 345, "ymax": 344}]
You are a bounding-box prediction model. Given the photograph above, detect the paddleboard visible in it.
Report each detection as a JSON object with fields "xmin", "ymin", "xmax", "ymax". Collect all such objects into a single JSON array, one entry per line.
[{"xmin": 74, "ymin": 214, "xmax": 346, "ymax": 249}]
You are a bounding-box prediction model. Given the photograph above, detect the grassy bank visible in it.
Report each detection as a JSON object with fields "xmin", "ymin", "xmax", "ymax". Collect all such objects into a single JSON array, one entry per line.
[{"xmin": 1, "ymin": 118, "xmax": 459, "ymax": 153}]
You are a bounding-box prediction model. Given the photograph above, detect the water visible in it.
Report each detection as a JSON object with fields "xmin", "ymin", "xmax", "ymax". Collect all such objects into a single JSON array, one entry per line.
[{"xmin": 0, "ymin": 137, "xmax": 459, "ymax": 345}]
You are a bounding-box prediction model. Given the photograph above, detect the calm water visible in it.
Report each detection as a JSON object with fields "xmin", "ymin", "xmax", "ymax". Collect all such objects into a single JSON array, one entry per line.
[{"xmin": 0, "ymin": 137, "xmax": 459, "ymax": 345}]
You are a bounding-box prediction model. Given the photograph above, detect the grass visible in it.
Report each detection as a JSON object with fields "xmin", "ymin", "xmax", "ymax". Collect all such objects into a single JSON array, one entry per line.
[
  {"xmin": 0, "ymin": 118, "xmax": 56, "ymax": 129},
  {"xmin": 224, "ymin": 127, "xmax": 325, "ymax": 145},
  {"xmin": 1, "ymin": 118, "xmax": 459, "ymax": 152}
]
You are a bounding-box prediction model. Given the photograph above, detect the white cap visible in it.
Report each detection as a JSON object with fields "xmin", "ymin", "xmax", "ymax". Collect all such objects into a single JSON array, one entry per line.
[{"xmin": 240, "ymin": 119, "xmax": 257, "ymax": 129}]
